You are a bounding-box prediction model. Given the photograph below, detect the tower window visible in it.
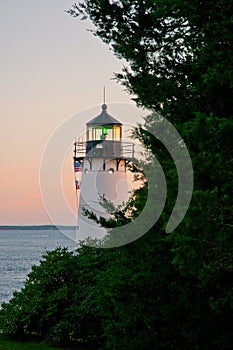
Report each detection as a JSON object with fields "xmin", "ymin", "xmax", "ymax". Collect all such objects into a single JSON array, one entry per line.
[{"xmin": 108, "ymin": 168, "xmax": 114, "ymax": 174}]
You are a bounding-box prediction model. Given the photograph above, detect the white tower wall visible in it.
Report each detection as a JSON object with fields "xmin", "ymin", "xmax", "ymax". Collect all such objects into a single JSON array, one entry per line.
[{"xmin": 76, "ymin": 157, "xmax": 131, "ymax": 241}]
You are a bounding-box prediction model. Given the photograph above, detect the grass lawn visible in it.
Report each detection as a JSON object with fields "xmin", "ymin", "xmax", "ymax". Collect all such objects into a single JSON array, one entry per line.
[{"xmin": 0, "ymin": 337, "xmax": 70, "ymax": 350}]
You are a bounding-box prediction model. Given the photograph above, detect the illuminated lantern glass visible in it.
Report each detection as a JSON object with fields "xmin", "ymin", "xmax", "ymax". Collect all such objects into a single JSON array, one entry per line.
[{"xmin": 102, "ymin": 127, "xmax": 108, "ymax": 135}]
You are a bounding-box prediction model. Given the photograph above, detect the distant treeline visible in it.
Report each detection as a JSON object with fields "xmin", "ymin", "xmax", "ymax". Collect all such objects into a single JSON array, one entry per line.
[{"xmin": 0, "ymin": 225, "xmax": 76, "ymax": 231}]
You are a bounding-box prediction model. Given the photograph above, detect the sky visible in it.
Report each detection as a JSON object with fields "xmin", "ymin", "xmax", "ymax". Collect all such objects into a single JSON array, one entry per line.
[{"xmin": 0, "ymin": 0, "xmax": 147, "ymax": 225}]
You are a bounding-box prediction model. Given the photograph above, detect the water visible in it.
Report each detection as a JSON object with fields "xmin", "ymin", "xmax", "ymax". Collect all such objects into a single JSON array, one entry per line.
[{"xmin": 0, "ymin": 229, "xmax": 76, "ymax": 307}]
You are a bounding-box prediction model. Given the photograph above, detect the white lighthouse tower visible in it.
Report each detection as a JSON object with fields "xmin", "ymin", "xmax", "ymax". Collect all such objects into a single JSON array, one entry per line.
[{"xmin": 74, "ymin": 103, "xmax": 134, "ymax": 242}]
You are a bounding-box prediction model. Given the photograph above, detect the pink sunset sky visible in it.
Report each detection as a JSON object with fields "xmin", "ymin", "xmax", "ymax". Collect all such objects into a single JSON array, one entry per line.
[{"xmin": 0, "ymin": 0, "xmax": 147, "ymax": 226}]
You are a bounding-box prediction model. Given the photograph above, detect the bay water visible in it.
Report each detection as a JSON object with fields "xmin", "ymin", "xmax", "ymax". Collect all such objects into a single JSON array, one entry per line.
[{"xmin": 0, "ymin": 229, "xmax": 76, "ymax": 307}]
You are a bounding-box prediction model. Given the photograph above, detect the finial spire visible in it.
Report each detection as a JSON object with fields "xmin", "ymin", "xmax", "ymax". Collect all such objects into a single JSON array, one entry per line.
[
  {"xmin": 102, "ymin": 87, "xmax": 107, "ymax": 111},
  {"xmin": 103, "ymin": 86, "xmax": 106, "ymax": 104}
]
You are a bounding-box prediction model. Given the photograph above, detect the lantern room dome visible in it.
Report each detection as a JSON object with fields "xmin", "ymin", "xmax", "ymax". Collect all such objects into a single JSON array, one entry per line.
[{"xmin": 86, "ymin": 104, "xmax": 122, "ymax": 126}]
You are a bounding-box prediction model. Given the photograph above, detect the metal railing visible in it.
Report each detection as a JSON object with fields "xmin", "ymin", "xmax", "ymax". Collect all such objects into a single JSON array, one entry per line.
[{"xmin": 74, "ymin": 140, "xmax": 135, "ymax": 159}]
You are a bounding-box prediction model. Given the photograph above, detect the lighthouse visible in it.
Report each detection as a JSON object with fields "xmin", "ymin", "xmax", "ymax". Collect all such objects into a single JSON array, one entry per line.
[{"xmin": 73, "ymin": 103, "xmax": 135, "ymax": 242}]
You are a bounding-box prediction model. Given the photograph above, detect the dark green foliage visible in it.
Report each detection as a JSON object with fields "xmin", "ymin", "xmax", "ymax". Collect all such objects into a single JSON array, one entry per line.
[
  {"xmin": 69, "ymin": 1, "xmax": 233, "ymax": 348},
  {"xmin": 0, "ymin": 246, "xmax": 112, "ymax": 347},
  {"xmin": 0, "ymin": 336, "xmax": 67, "ymax": 350},
  {"xmin": 68, "ymin": 0, "xmax": 233, "ymax": 120}
]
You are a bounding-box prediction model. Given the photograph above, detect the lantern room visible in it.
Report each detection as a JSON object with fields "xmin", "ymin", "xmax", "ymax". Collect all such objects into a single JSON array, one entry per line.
[
  {"xmin": 86, "ymin": 104, "xmax": 122, "ymax": 141},
  {"xmin": 85, "ymin": 104, "xmax": 123, "ymax": 158}
]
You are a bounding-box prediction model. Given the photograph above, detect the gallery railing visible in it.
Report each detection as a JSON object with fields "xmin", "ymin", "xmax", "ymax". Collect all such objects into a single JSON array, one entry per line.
[{"xmin": 74, "ymin": 140, "xmax": 135, "ymax": 160}]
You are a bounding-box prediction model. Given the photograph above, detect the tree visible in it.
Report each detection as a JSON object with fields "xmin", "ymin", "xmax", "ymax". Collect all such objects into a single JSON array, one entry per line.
[
  {"xmin": 0, "ymin": 246, "xmax": 113, "ymax": 347},
  {"xmin": 68, "ymin": 0, "xmax": 233, "ymax": 120},
  {"xmin": 67, "ymin": 1, "xmax": 233, "ymax": 348}
]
